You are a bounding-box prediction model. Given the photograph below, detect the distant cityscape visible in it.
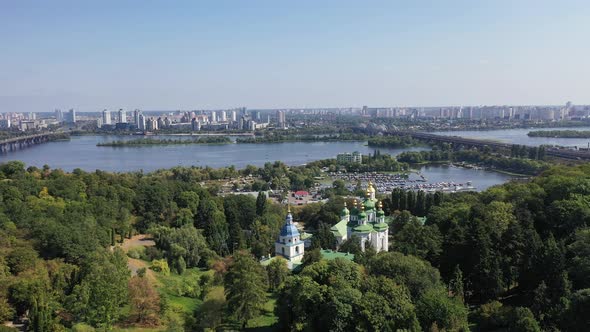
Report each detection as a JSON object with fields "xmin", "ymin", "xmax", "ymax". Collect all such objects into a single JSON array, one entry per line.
[{"xmin": 0, "ymin": 102, "xmax": 588, "ymax": 132}]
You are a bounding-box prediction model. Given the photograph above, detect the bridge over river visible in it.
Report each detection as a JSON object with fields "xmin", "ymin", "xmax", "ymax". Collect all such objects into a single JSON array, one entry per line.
[
  {"xmin": 389, "ymin": 131, "xmax": 590, "ymax": 161},
  {"xmin": 0, "ymin": 132, "xmax": 69, "ymax": 153}
]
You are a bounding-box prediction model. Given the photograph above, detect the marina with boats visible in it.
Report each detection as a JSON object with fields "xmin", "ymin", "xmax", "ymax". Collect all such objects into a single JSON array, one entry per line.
[{"xmin": 329, "ymin": 171, "xmax": 477, "ymax": 193}]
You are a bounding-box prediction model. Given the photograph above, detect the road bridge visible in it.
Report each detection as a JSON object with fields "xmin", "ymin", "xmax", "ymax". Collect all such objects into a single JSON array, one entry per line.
[{"xmin": 0, "ymin": 132, "xmax": 69, "ymax": 153}]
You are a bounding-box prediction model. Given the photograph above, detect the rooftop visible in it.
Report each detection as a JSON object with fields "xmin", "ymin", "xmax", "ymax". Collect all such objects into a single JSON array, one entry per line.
[
  {"xmin": 331, "ymin": 219, "xmax": 348, "ymax": 237},
  {"xmin": 320, "ymin": 249, "xmax": 355, "ymax": 261}
]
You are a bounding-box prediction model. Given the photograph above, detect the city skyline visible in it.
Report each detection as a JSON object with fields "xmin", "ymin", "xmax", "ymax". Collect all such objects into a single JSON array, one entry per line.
[{"xmin": 1, "ymin": 1, "xmax": 590, "ymax": 112}]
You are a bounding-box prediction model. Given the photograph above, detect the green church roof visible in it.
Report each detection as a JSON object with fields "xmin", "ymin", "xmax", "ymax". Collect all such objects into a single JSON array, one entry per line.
[
  {"xmin": 331, "ymin": 219, "xmax": 348, "ymax": 237},
  {"xmin": 373, "ymin": 223, "xmax": 388, "ymax": 231},
  {"xmin": 354, "ymin": 224, "xmax": 373, "ymax": 233},
  {"xmin": 320, "ymin": 249, "xmax": 355, "ymax": 261}
]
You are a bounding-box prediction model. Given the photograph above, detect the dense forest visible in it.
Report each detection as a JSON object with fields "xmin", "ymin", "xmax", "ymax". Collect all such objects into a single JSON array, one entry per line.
[{"xmin": 0, "ymin": 160, "xmax": 589, "ymax": 331}]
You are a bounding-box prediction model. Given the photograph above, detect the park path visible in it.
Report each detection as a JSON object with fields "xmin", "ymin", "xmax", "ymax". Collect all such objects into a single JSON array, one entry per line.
[{"xmin": 119, "ymin": 234, "xmax": 158, "ymax": 283}]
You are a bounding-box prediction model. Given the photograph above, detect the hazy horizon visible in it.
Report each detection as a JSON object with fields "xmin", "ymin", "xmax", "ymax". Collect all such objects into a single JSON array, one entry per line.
[{"xmin": 2, "ymin": 0, "xmax": 589, "ymax": 112}]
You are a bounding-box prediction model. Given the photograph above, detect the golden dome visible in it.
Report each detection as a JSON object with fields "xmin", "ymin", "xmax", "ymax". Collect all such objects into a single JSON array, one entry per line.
[{"xmin": 367, "ymin": 181, "xmax": 376, "ymax": 193}]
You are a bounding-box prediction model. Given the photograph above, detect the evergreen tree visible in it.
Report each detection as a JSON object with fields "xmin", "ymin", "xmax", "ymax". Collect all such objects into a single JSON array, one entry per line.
[
  {"xmin": 267, "ymin": 257, "xmax": 289, "ymax": 291},
  {"xmin": 400, "ymin": 190, "xmax": 408, "ymax": 211},
  {"xmin": 195, "ymin": 197, "xmax": 218, "ymax": 229},
  {"xmin": 434, "ymin": 191, "xmax": 444, "ymax": 206},
  {"xmin": 501, "ymin": 220, "xmax": 524, "ymax": 289},
  {"xmin": 467, "ymin": 219, "xmax": 504, "ymax": 303},
  {"xmin": 229, "ymin": 223, "xmax": 246, "ymax": 253},
  {"xmin": 30, "ymin": 293, "xmax": 52, "ymax": 332},
  {"xmin": 312, "ymin": 222, "xmax": 336, "ymax": 250},
  {"xmin": 416, "ymin": 190, "xmax": 426, "ymax": 216},
  {"xmin": 425, "ymin": 192, "xmax": 435, "ymax": 213},
  {"xmin": 225, "ymin": 251, "xmax": 268, "ymax": 328},
  {"xmin": 255, "ymin": 191, "xmax": 266, "ymax": 216},
  {"xmin": 407, "ymin": 191, "xmax": 417, "ymax": 214},
  {"xmin": 391, "ymin": 188, "xmax": 402, "ymax": 211},
  {"xmin": 205, "ymin": 210, "xmax": 229, "ymax": 256}
]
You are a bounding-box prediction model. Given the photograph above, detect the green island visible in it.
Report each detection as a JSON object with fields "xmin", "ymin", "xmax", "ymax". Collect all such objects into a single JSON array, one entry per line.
[
  {"xmin": 97, "ymin": 136, "xmax": 232, "ymax": 146},
  {"xmin": 528, "ymin": 130, "xmax": 590, "ymax": 138}
]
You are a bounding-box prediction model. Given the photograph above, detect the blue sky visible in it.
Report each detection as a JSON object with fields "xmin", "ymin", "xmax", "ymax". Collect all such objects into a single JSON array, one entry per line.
[{"xmin": 1, "ymin": 0, "xmax": 589, "ymax": 111}]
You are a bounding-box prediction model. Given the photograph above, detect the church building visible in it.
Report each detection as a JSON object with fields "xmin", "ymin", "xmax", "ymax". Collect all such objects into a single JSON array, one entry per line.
[
  {"xmin": 331, "ymin": 181, "xmax": 389, "ymax": 252},
  {"xmin": 274, "ymin": 206, "xmax": 305, "ymax": 264}
]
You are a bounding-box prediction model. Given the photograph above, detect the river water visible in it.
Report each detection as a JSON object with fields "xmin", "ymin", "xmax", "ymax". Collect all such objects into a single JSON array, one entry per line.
[
  {"xmin": 0, "ymin": 135, "xmax": 514, "ymax": 191},
  {"xmin": 432, "ymin": 126, "xmax": 590, "ymax": 148}
]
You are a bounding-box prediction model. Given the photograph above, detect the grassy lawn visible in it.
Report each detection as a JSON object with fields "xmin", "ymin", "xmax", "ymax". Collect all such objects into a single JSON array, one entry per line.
[
  {"xmin": 246, "ymin": 293, "xmax": 279, "ymax": 331},
  {"xmin": 122, "ymin": 255, "xmax": 279, "ymax": 331},
  {"xmin": 154, "ymin": 267, "xmax": 213, "ymax": 314}
]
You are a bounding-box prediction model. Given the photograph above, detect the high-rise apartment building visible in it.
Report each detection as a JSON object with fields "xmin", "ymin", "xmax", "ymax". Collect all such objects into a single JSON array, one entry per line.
[
  {"xmin": 55, "ymin": 109, "xmax": 63, "ymax": 122},
  {"xmin": 134, "ymin": 109, "xmax": 142, "ymax": 125},
  {"xmin": 102, "ymin": 109, "xmax": 112, "ymax": 125},
  {"xmin": 67, "ymin": 109, "xmax": 77, "ymax": 123},
  {"xmin": 277, "ymin": 110, "xmax": 286, "ymax": 129},
  {"xmin": 118, "ymin": 109, "xmax": 126, "ymax": 123},
  {"xmin": 138, "ymin": 114, "xmax": 146, "ymax": 130}
]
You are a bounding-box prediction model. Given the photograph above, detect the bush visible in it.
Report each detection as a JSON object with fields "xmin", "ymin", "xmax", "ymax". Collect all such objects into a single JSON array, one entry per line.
[
  {"xmin": 126, "ymin": 246, "xmax": 146, "ymax": 259},
  {"xmin": 137, "ymin": 267, "xmax": 147, "ymax": 277},
  {"xmin": 143, "ymin": 246, "xmax": 164, "ymax": 261},
  {"xmin": 472, "ymin": 301, "xmax": 511, "ymax": 330},
  {"xmin": 169, "ymin": 275, "xmax": 201, "ymax": 298},
  {"xmin": 151, "ymin": 259, "xmax": 170, "ymax": 275}
]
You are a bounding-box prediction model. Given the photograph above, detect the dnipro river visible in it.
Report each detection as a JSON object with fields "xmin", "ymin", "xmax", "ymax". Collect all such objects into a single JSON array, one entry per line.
[
  {"xmin": 432, "ymin": 126, "xmax": 590, "ymax": 148},
  {"xmin": 0, "ymin": 135, "xmax": 514, "ymax": 191}
]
